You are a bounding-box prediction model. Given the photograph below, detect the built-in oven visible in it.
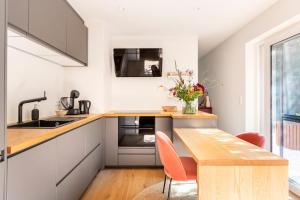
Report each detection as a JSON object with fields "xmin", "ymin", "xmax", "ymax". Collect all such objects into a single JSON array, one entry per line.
[{"xmin": 118, "ymin": 116, "xmax": 155, "ymax": 147}]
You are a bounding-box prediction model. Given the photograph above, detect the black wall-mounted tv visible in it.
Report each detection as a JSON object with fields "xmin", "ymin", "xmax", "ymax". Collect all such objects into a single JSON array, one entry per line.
[{"xmin": 113, "ymin": 48, "xmax": 163, "ymax": 77}]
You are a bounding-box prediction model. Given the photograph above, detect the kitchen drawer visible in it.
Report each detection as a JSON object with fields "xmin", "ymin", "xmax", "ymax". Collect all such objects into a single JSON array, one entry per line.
[
  {"xmin": 118, "ymin": 147, "xmax": 155, "ymax": 154},
  {"xmin": 57, "ymin": 158, "xmax": 87, "ymax": 200},
  {"xmin": 57, "ymin": 144, "xmax": 102, "ymax": 200},
  {"xmin": 118, "ymin": 154, "xmax": 155, "ymax": 166},
  {"xmin": 84, "ymin": 120, "xmax": 101, "ymax": 155},
  {"xmin": 56, "ymin": 128, "xmax": 85, "ymax": 182},
  {"xmin": 83, "ymin": 145, "xmax": 102, "ymax": 184}
]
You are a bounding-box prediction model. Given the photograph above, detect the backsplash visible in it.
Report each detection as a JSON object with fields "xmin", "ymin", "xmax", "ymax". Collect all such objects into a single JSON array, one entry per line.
[{"xmin": 7, "ymin": 47, "xmax": 65, "ymax": 124}]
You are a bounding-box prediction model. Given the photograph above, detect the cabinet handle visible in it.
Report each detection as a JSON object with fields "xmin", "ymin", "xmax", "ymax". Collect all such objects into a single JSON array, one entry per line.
[{"xmin": 0, "ymin": 150, "xmax": 4, "ymax": 162}]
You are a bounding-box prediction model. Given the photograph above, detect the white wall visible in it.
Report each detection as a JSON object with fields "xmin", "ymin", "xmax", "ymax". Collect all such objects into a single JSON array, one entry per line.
[
  {"xmin": 199, "ymin": 0, "xmax": 300, "ymax": 134},
  {"xmin": 64, "ymin": 20, "xmax": 112, "ymax": 113},
  {"xmin": 111, "ymin": 36, "xmax": 198, "ymax": 110},
  {"xmin": 7, "ymin": 47, "xmax": 64, "ymax": 124},
  {"xmin": 7, "ymin": 20, "xmax": 111, "ymax": 123}
]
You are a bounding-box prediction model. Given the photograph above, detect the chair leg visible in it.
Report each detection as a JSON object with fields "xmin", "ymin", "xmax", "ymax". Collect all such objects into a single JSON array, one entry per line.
[
  {"xmin": 162, "ymin": 175, "xmax": 167, "ymax": 193},
  {"xmin": 167, "ymin": 178, "xmax": 172, "ymax": 200}
]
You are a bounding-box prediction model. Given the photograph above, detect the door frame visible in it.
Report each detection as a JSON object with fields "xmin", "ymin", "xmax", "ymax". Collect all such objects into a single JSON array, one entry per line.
[
  {"xmin": 0, "ymin": 0, "xmax": 7, "ymax": 199},
  {"xmin": 262, "ymin": 21, "xmax": 300, "ymax": 197}
]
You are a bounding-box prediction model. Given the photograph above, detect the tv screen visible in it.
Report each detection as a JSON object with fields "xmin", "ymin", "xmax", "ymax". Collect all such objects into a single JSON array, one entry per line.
[{"xmin": 113, "ymin": 48, "xmax": 163, "ymax": 77}]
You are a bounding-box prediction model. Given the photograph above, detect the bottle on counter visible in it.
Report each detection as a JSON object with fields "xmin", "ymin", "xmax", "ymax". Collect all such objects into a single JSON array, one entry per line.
[
  {"xmin": 32, "ymin": 104, "xmax": 39, "ymax": 121},
  {"xmin": 205, "ymin": 96, "xmax": 211, "ymax": 108}
]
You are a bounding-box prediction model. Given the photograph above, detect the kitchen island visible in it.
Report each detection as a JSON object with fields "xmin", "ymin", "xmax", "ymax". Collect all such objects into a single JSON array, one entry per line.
[{"xmin": 174, "ymin": 128, "xmax": 288, "ymax": 200}]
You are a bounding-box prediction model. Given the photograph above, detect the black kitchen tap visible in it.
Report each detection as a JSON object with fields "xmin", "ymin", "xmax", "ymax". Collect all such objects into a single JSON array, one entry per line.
[{"xmin": 18, "ymin": 91, "xmax": 47, "ymax": 123}]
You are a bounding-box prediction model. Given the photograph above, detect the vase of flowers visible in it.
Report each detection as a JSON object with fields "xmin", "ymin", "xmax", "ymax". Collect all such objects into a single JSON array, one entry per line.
[{"xmin": 169, "ymin": 62, "xmax": 205, "ymax": 114}]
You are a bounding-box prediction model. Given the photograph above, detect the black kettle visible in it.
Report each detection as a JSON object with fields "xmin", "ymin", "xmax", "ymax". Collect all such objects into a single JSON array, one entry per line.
[{"xmin": 79, "ymin": 100, "xmax": 91, "ymax": 114}]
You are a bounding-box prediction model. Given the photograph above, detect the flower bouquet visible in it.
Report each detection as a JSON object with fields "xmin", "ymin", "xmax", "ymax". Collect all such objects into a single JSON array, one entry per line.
[{"xmin": 169, "ymin": 62, "xmax": 205, "ymax": 114}]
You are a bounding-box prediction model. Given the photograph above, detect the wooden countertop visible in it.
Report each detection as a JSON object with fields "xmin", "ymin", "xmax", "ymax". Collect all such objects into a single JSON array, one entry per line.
[
  {"xmin": 103, "ymin": 110, "xmax": 217, "ymax": 119},
  {"xmin": 7, "ymin": 114, "xmax": 103, "ymax": 155},
  {"xmin": 174, "ymin": 128, "xmax": 288, "ymax": 166},
  {"xmin": 7, "ymin": 111, "xmax": 217, "ymax": 156}
]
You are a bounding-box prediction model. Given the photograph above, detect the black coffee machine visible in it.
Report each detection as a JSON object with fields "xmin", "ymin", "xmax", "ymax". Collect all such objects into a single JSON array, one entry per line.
[
  {"xmin": 79, "ymin": 100, "xmax": 91, "ymax": 114},
  {"xmin": 60, "ymin": 90, "xmax": 81, "ymax": 115}
]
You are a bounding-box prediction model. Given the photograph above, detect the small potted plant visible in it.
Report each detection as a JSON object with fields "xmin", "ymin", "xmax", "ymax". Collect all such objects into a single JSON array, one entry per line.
[{"xmin": 169, "ymin": 62, "xmax": 205, "ymax": 114}]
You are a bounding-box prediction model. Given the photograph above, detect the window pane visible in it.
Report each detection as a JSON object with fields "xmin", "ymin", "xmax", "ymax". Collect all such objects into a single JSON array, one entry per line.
[{"xmin": 271, "ymin": 35, "xmax": 300, "ymax": 191}]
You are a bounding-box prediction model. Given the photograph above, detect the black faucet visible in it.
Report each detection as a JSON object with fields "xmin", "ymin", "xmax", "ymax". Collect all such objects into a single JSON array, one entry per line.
[{"xmin": 18, "ymin": 91, "xmax": 47, "ymax": 123}]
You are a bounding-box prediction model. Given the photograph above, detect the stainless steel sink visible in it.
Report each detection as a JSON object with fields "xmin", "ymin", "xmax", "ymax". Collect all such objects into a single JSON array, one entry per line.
[{"xmin": 8, "ymin": 117, "xmax": 85, "ymax": 129}]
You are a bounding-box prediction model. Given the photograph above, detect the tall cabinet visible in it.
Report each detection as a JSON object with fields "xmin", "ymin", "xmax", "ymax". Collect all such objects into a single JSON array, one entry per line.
[{"xmin": 0, "ymin": 0, "xmax": 7, "ymax": 199}]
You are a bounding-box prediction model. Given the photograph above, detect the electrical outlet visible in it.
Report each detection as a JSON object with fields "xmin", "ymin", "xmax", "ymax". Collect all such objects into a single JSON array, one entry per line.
[{"xmin": 239, "ymin": 96, "xmax": 243, "ymax": 105}]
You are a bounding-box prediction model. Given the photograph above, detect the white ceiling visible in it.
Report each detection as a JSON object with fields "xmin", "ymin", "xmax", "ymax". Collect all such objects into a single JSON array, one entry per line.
[{"xmin": 68, "ymin": 0, "xmax": 278, "ymax": 58}]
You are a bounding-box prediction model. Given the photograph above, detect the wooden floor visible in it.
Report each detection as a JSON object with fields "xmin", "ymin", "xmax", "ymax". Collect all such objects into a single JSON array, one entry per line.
[
  {"xmin": 81, "ymin": 168, "xmax": 164, "ymax": 200},
  {"xmin": 82, "ymin": 168, "xmax": 300, "ymax": 200}
]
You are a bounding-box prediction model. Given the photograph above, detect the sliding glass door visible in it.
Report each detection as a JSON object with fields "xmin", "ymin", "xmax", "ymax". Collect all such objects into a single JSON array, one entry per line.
[{"xmin": 271, "ymin": 34, "xmax": 300, "ymax": 193}]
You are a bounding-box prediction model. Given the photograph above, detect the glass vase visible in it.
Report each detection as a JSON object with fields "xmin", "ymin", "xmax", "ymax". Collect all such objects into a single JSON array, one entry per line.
[{"xmin": 182, "ymin": 101, "xmax": 197, "ymax": 114}]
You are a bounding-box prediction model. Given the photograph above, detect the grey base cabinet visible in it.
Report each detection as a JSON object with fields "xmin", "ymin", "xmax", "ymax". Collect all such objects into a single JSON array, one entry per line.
[
  {"xmin": 57, "ymin": 144, "xmax": 102, "ymax": 200},
  {"xmin": 118, "ymin": 147, "xmax": 156, "ymax": 166},
  {"xmin": 173, "ymin": 118, "xmax": 217, "ymax": 156},
  {"xmin": 57, "ymin": 161, "xmax": 87, "ymax": 200},
  {"xmin": 118, "ymin": 154, "xmax": 155, "ymax": 166},
  {"xmin": 7, "ymin": 119, "xmax": 104, "ymax": 200},
  {"xmin": 105, "ymin": 118, "xmax": 118, "ymax": 166},
  {"xmin": 57, "ymin": 119, "xmax": 102, "ymax": 182},
  {"xmin": 7, "ymin": 140, "xmax": 57, "ymax": 200},
  {"xmin": 56, "ymin": 127, "xmax": 86, "ymax": 182},
  {"xmin": 155, "ymin": 117, "xmax": 172, "ymax": 166},
  {"xmin": 105, "ymin": 117, "xmax": 174, "ymax": 167}
]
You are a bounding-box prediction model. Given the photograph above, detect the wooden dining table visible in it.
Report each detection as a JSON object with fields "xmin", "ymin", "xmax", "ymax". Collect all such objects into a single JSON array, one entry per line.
[{"xmin": 173, "ymin": 128, "xmax": 289, "ymax": 200}]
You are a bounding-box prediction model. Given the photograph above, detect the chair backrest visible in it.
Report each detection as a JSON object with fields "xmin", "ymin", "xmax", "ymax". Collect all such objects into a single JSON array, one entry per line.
[
  {"xmin": 156, "ymin": 131, "xmax": 187, "ymax": 180},
  {"xmin": 236, "ymin": 132, "xmax": 265, "ymax": 148}
]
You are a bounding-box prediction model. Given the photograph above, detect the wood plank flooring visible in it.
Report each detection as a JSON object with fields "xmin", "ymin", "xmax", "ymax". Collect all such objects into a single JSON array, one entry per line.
[
  {"xmin": 81, "ymin": 168, "xmax": 164, "ymax": 200},
  {"xmin": 82, "ymin": 168, "xmax": 300, "ymax": 200}
]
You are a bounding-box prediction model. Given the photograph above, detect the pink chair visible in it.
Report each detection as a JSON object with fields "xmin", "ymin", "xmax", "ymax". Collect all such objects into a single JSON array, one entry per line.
[
  {"xmin": 236, "ymin": 132, "xmax": 265, "ymax": 148},
  {"xmin": 156, "ymin": 131, "xmax": 197, "ymax": 200}
]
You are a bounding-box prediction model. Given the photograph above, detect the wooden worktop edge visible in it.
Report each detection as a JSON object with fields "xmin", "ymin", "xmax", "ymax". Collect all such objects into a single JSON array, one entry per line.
[
  {"xmin": 103, "ymin": 111, "xmax": 218, "ymax": 119},
  {"xmin": 173, "ymin": 128, "xmax": 288, "ymax": 166},
  {"xmin": 7, "ymin": 114, "xmax": 103, "ymax": 155},
  {"xmin": 7, "ymin": 111, "xmax": 217, "ymax": 156}
]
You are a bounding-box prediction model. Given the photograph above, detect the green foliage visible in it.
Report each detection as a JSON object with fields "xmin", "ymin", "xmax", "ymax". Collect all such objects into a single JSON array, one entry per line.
[
  {"xmin": 174, "ymin": 83, "xmax": 201, "ymax": 102},
  {"xmin": 169, "ymin": 61, "xmax": 204, "ymax": 103}
]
